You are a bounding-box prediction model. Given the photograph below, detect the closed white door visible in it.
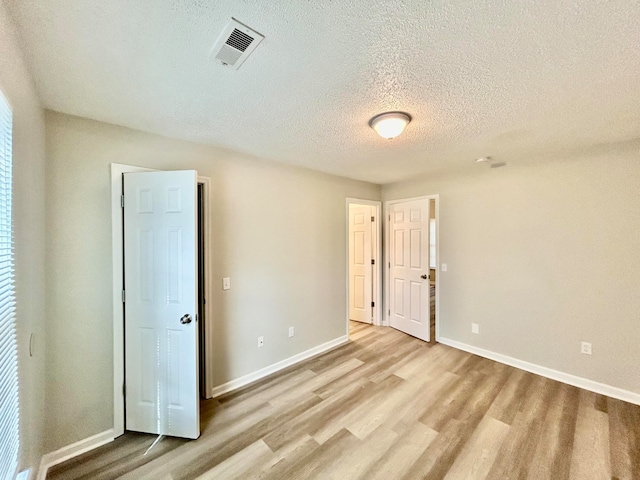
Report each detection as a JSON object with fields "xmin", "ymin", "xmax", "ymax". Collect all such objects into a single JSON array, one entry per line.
[
  {"xmin": 389, "ymin": 198, "xmax": 431, "ymax": 341},
  {"xmin": 349, "ymin": 205, "xmax": 373, "ymax": 323},
  {"xmin": 124, "ymin": 170, "xmax": 200, "ymax": 439}
]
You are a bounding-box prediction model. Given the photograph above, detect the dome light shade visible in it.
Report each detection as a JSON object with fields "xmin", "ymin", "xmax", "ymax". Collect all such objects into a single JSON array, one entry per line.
[{"xmin": 369, "ymin": 111, "xmax": 412, "ymax": 139}]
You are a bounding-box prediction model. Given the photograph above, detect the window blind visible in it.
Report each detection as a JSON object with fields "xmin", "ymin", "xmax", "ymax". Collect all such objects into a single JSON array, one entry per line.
[{"xmin": 0, "ymin": 91, "xmax": 18, "ymax": 480}]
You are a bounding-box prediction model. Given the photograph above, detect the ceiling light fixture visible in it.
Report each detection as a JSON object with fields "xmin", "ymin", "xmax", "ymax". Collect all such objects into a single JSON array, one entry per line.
[
  {"xmin": 475, "ymin": 156, "xmax": 492, "ymax": 163},
  {"xmin": 369, "ymin": 111, "xmax": 412, "ymax": 139}
]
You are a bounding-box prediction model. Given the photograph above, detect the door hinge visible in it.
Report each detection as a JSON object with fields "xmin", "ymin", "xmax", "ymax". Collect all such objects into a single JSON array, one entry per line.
[
  {"xmin": 371, "ymin": 216, "xmax": 375, "ymax": 222},
  {"xmin": 388, "ymin": 262, "xmax": 391, "ymax": 268},
  {"xmin": 122, "ymin": 290, "xmax": 126, "ymax": 303},
  {"xmin": 388, "ymin": 309, "xmax": 391, "ymax": 316},
  {"xmin": 371, "ymin": 259, "xmax": 375, "ymax": 265},
  {"xmin": 122, "ymin": 383, "xmax": 126, "ymax": 396},
  {"xmin": 371, "ymin": 301, "xmax": 375, "ymax": 307},
  {"xmin": 388, "ymin": 214, "xmax": 391, "ymax": 221},
  {"xmin": 121, "ymin": 194, "xmax": 125, "ymax": 208}
]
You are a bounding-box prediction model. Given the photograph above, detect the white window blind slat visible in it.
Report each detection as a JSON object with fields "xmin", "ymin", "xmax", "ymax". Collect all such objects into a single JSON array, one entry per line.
[
  {"xmin": 0, "ymin": 90, "xmax": 18, "ymax": 480},
  {"xmin": 0, "ymin": 329, "xmax": 16, "ymax": 357}
]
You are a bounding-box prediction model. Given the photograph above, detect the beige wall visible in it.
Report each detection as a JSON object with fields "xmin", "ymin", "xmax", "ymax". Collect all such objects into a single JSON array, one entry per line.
[
  {"xmin": 0, "ymin": 0, "xmax": 47, "ymax": 474},
  {"xmin": 383, "ymin": 152, "xmax": 640, "ymax": 395},
  {"xmin": 44, "ymin": 111, "xmax": 380, "ymax": 451}
]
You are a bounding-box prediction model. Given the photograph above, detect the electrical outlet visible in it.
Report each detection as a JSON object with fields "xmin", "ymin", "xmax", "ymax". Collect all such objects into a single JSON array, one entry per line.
[
  {"xmin": 258, "ymin": 336, "xmax": 264, "ymax": 348},
  {"xmin": 581, "ymin": 342, "xmax": 592, "ymax": 355},
  {"xmin": 471, "ymin": 323, "xmax": 479, "ymax": 334},
  {"xmin": 441, "ymin": 263, "xmax": 448, "ymax": 272},
  {"xmin": 288, "ymin": 326, "xmax": 295, "ymax": 338},
  {"xmin": 222, "ymin": 277, "xmax": 231, "ymax": 290}
]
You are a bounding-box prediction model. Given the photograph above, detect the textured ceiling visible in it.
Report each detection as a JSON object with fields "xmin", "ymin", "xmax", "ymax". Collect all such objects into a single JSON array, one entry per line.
[{"xmin": 6, "ymin": 0, "xmax": 640, "ymax": 184}]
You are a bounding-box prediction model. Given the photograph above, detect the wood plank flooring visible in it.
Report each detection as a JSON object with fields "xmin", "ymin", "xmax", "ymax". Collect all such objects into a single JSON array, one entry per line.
[{"xmin": 48, "ymin": 322, "xmax": 640, "ymax": 479}]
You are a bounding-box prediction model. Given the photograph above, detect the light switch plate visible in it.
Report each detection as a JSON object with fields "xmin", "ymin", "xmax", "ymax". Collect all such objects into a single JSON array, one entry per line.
[
  {"xmin": 441, "ymin": 263, "xmax": 448, "ymax": 272},
  {"xmin": 222, "ymin": 277, "xmax": 231, "ymax": 290}
]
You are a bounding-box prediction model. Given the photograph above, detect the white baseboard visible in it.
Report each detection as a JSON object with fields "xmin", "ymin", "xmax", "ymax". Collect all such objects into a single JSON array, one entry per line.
[
  {"xmin": 210, "ymin": 335, "xmax": 349, "ymax": 398},
  {"xmin": 438, "ymin": 337, "xmax": 640, "ymax": 406},
  {"xmin": 36, "ymin": 429, "xmax": 114, "ymax": 480}
]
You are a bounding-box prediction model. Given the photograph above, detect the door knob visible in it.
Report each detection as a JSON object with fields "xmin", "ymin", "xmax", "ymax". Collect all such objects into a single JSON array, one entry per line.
[
  {"xmin": 420, "ymin": 274, "xmax": 429, "ymax": 280},
  {"xmin": 180, "ymin": 314, "xmax": 192, "ymax": 324}
]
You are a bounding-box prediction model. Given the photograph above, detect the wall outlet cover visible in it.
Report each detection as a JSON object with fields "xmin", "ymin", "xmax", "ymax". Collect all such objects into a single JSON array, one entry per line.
[{"xmin": 471, "ymin": 323, "xmax": 479, "ymax": 334}]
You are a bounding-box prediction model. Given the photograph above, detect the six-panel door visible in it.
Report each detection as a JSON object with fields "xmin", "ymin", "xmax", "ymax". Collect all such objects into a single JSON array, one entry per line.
[
  {"xmin": 349, "ymin": 204, "xmax": 373, "ymax": 323},
  {"xmin": 389, "ymin": 198, "xmax": 431, "ymax": 341},
  {"xmin": 124, "ymin": 170, "xmax": 200, "ymax": 439}
]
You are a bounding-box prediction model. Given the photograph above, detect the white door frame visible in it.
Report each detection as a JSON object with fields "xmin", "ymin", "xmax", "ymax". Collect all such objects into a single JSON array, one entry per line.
[
  {"xmin": 346, "ymin": 198, "xmax": 382, "ymax": 331},
  {"xmin": 110, "ymin": 163, "xmax": 214, "ymax": 437},
  {"xmin": 384, "ymin": 195, "xmax": 440, "ymax": 340}
]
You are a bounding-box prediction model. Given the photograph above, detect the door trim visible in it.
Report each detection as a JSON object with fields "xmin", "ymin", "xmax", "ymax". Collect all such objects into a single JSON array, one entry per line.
[
  {"xmin": 384, "ymin": 195, "xmax": 440, "ymax": 340},
  {"xmin": 345, "ymin": 198, "xmax": 382, "ymax": 332},
  {"xmin": 110, "ymin": 163, "xmax": 213, "ymax": 438},
  {"xmin": 198, "ymin": 176, "xmax": 215, "ymax": 399}
]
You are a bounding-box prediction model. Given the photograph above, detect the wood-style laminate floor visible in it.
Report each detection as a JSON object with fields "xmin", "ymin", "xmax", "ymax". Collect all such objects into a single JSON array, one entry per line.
[{"xmin": 48, "ymin": 322, "xmax": 640, "ymax": 480}]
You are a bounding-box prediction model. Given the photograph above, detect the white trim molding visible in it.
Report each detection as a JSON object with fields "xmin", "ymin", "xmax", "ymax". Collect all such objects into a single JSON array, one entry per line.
[
  {"xmin": 211, "ymin": 335, "xmax": 349, "ymax": 398},
  {"xmin": 439, "ymin": 337, "xmax": 640, "ymax": 406},
  {"xmin": 198, "ymin": 176, "xmax": 215, "ymax": 399},
  {"xmin": 36, "ymin": 430, "xmax": 114, "ymax": 480}
]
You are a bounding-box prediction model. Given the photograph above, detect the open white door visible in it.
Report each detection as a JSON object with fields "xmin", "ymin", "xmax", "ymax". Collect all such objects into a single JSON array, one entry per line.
[
  {"xmin": 124, "ymin": 170, "xmax": 200, "ymax": 439},
  {"xmin": 389, "ymin": 198, "xmax": 431, "ymax": 341},
  {"xmin": 349, "ymin": 205, "xmax": 373, "ymax": 323}
]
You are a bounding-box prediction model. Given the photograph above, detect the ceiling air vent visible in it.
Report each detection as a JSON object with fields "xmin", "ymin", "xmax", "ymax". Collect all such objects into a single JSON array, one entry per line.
[{"xmin": 210, "ymin": 18, "xmax": 264, "ymax": 70}]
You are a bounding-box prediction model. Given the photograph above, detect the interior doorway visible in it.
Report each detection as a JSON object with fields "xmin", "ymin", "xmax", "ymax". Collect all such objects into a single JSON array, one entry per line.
[
  {"xmin": 111, "ymin": 164, "xmax": 213, "ymax": 439},
  {"xmin": 385, "ymin": 195, "xmax": 439, "ymax": 343},
  {"xmin": 428, "ymin": 198, "xmax": 437, "ymax": 342},
  {"xmin": 346, "ymin": 198, "xmax": 382, "ymax": 337},
  {"xmin": 197, "ymin": 183, "xmax": 207, "ymax": 399}
]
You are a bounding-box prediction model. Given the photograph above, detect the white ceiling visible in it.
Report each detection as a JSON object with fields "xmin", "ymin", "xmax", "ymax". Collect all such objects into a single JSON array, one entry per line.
[{"xmin": 6, "ymin": 0, "xmax": 640, "ymax": 184}]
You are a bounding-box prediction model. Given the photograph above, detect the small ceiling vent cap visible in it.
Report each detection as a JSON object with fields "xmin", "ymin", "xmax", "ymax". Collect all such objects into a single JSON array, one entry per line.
[{"xmin": 210, "ymin": 18, "xmax": 264, "ymax": 70}]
